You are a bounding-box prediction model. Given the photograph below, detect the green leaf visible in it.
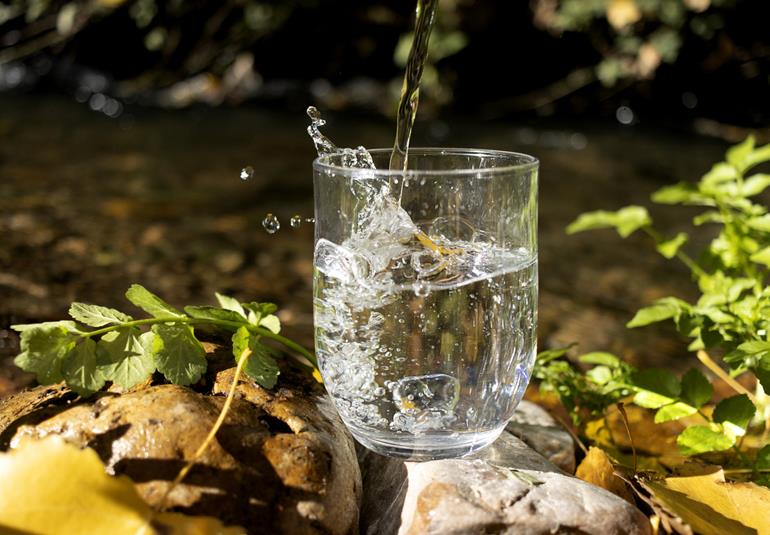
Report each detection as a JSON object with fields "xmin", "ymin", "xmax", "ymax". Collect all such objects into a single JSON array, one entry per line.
[
  {"xmin": 183, "ymin": 306, "xmax": 246, "ymax": 326},
  {"xmin": 614, "ymin": 206, "xmax": 652, "ymax": 237},
  {"xmin": 68, "ymin": 303, "xmax": 133, "ymax": 327},
  {"xmin": 655, "ymin": 402, "xmax": 697, "ymax": 423},
  {"xmin": 745, "ymin": 143, "xmax": 770, "ymax": 172},
  {"xmin": 566, "ymin": 206, "xmax": 651, "ymax": 238},
  {"xmin": 125, "ymin": 284, "xmax": 183, "ymax": 319},
  {"xmin": 726, "ymin": 135, "xmax": 755, "ymax": 173},
  {"xmin": 258, "ymin": 314, "xmax": 281, "ymax": 334},
  {"xmin": 652, "ymin": 182, "xmax": 709, "ymax": 205},
  {"xmin": 631, "ymin": 368, "xmax": 681, "ymax": 398},
  {"xmin": 12, "ymin": 321, "xmax": 82, "ymax": 334},
  {"xmin": 627, "ymin": 298, "xmax": 689, "ymax": 328},
  {"xmin": 633, "ymin": 390, "xmax": 676, "ymax": 409},
  {"xmin": 680, "ymin": 368, "xmax": 713, "ymax": 408},
  {"xmin": 242, "ymin": 302, "xmax": 278, "ymax": 326},
  {"xmin": 14, "ymin": 324, "xmax": 78, "ymax": 385},
  {"xmin": 232, "ymin": 326, "xmax": 279, "ymax": 389},
  {"xmin": 693, "ymin": 210, "xmax": 723, "ymax": 226},
  {"xmin": 151, "ymin": 324, "xmax": 207, "ymax": 386},
  {"xmin": 215, "ymin": 292, "xmax": 246, "ymax": 318},
  {"xmin": 61, "ymin": 339, "xmax": 104, "ymax": 396},
  {"xmin": 677, "ymin": 425, "xmax": 735, "ymax": 456},
  {"xmin": 578, "ymin": 352, "xmax": 621, "ymax": 367},
  {"xmin": 747, "ymin": 214, "xmax": 770, "ymax": 232},
  {"xmin": 536, "ymin": 345, "xmax": 575, "ymax": 364},
  {"xmin": 741, "ymin": 174, "xmax": 770, "ymax": 197},
  {"xmin": 750, "ymin": 246, "xmax": 770, "ymax": 267},
  {"xmin": 586, "ymin": 366, "xmax": 612, "ymax": 385},
  {"xmin": 656, "ymin": 232, "xmax": 688, "ymax": 259},
  {"xmin": 97, "ymin": 330, "xmax": 156, "ymax": 389},
  {"xmin": 713, "ymin": 394, "xmax": 756, "ymax": 431}
]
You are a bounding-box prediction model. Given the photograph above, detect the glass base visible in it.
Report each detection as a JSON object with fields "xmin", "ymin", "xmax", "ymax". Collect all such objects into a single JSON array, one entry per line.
[{"xmin": 350, "ymin": 426, "xmax": 505, "ymax": 461}]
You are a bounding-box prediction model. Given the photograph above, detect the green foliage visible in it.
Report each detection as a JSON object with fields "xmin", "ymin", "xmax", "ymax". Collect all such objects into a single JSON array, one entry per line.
[
  {"xmin": 676, "ymin": 426, "xmax": 735, "ymax": 456},
  {"xmin": 534, "ymin": 347, "xmax": 759, "ymax": 456},
  {"xmin": 540, "ymin": 136, "xmax": 770, "ymax": 483},
  {"xmin": 12, "ymin": 285, "xmax": 317, "ymax": 397},
  {"xmin": 535, "ymin": 0, "xmax": 736, "ymax": 86},
  {"xmin": 568, "ymin": 136, "xmax": 770, "ymax": 389}
]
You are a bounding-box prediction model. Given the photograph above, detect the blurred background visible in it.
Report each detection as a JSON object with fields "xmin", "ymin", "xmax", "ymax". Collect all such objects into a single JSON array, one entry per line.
[{"xmin": 1, "ymin": 0, "xmax": 769, "ymax": 396}]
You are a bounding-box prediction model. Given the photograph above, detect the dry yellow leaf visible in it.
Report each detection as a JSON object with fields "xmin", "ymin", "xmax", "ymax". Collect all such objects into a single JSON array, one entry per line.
[
  {"xmin": 645, "ymin": 468, "xmax": 770, "ymax": 535},
  {"xmin": 607, "ymin": 0, "xmax": 642, "ymax": 29},
  {"xmin": 0, "ymin": 437, "xmax": 244, "ymax": 535},
  {"xmin": 576, "ymin": 447, "xmax": 635, "ymax": 503}
]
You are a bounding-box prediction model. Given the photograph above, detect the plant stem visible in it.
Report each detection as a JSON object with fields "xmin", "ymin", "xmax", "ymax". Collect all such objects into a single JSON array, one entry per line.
[
  {"xmin": 643, "ymin": 227, "xmax": 707, "ymax": 278},
  {"xmin": 78, "ymin": 316, "xmax": 317, "ymax": 368},
  {"xmin": 697, "ymin": 350, "xmax": 759, "ymax": 405},
  {"xmin": 724, "ymin": 468, "xmax": 770, "ymax": 475},
  {"xmin": 154, "ymin": 346, "xmax": 251, "ymax": 515}
]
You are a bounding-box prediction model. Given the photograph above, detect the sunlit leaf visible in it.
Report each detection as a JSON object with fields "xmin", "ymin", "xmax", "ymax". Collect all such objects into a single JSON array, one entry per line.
[
  {"xmin": 655, "ymin": 402, "xmax": 697, "ymax": 423},
  {"xmin": 677, "ymin": 425, "xmax": 734, "ymax": 455},
  {"xmin": 0, "ymin": 437, "xmax": 245, "ymax": 534},
  {"xmin": 69, "ymin": 303, "xmax": 133, "ymax": 327},
  {"xmin": 125, "ymin": 284, "xmax": 184, "ymax": 319},
  {"xmin": 645, "ymin": 469, "xmax": 770, "ymax": 535}
]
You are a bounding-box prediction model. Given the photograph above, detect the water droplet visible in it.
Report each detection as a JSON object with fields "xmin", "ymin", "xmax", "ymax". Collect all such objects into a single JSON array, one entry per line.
[
  {"xmin": 305, "ymin": 217, "xmax": 315, "ymax": 224},
  {"xmin": 290, "ymin": 215, "xmax": 303, "ymax": 228},
  {"xmin": 240, "ymin": 166, "xmax": 254, "ymax": 181},
  {"xmin": 374, "ymin": 387, "xmax": 386, "ymax": 397},
  {"xmin": 262, "ymin": 213, "xmax": 280, "ymax": 234}
]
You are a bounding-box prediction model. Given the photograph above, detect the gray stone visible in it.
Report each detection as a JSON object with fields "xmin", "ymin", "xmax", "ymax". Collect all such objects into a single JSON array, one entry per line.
[
  {"xmin": 359, "ymin": 409, "xmax": 650, "ymax": 535},
  {"xmin": 506, "ymin": 400, "xmax": 576, "ymax": 473}
]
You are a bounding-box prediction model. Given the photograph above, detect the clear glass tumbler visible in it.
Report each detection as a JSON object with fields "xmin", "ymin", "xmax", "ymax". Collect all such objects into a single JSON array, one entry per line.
[{"xmin": 313, "ymin": 148, "xmax": 538, "ymax": 460}]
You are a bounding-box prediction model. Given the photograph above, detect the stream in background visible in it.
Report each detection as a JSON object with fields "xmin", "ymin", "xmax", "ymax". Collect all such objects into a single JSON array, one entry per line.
[{"xmin": 0, "ymin": 94, "xmax": 730, "ymax": 396}]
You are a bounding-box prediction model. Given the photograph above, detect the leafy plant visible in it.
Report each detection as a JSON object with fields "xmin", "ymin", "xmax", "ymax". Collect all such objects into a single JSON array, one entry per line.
[
  {"xmin": 535, "ymin": 136, "xmax": 770, "ymax": 480},
  {"xmin": 567, "ymin": 135, "xmax": 770, "ymax": 390},
  {"xmin": 11, "ymin": 284, "xmax": 317, "ymax": 397}
]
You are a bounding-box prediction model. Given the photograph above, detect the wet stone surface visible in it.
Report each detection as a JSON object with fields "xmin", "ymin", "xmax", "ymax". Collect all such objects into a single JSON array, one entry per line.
[{"xmin": 358, "ymin": 400, "xmax": 650, "ymax": 535}]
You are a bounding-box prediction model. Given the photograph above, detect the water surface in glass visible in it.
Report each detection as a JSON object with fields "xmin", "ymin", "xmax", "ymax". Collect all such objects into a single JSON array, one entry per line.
[{"xmin": 313, "ymin": 148, "xmax": 538, "ymax": 460}]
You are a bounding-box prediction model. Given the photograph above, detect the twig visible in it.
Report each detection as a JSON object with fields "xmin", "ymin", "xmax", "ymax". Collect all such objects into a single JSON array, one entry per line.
[
  {"xmin": 616, "ymin": 402, "xmax": 637, "ymax": 473},
  {"xmin": 154, "ymin": 347, "xmax": 252, "ymax": 513},
  {"xmin": 696, "ymin": 350, "xmax": 758, "ymax": 406}
]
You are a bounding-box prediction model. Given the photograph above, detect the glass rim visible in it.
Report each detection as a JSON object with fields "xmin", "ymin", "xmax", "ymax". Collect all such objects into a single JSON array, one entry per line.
[{"xmin": 313, "ymin": 147, "xmax": 539, "ymax": 177}]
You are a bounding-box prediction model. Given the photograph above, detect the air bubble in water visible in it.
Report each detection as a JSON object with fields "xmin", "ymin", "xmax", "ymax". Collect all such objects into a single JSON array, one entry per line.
[
  {"xmin": 262, "ymin": 213, "xmax": 280, "ymax": 234},
  {"xmin": 240, "ymin": 166, "xmax": 254, "ymax": 181},
  {"xmin": 413, "ymin": 282, "xmax": 430, "ymax": 297},
  {"xmin": 290, "ymin": 215, "xmax": 303, "ymax": 228}
]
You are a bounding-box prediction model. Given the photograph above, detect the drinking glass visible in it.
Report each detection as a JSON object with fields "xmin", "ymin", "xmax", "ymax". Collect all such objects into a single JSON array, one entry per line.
[{"xmin": 313, "ymin": 148, "xmax": 538, "ymax": 460}]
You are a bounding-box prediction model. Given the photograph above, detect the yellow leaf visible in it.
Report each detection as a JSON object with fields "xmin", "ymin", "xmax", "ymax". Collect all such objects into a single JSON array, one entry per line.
[
  {"xmin": 576, "ymin": 447, "xmax": 635, "ymax": 503},
  {"xmin": 312, "ymin": 368, "xmax": 324, "ymax": 383},
  {"xmin": 607, "ymin": 0, "xmax": 641, "ymax": 29},
  {"xmin": 0, "ymin": 437, "xmax": 244, "ymax": 535},
  {"xmin": 646, "ymin": 468, "xmax": 770, "ymax": 535}
]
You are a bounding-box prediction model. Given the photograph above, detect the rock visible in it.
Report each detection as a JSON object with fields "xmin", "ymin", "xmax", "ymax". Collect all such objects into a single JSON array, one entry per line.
[
  {"xmin": 359, "ymin": 410, "xmax": 650, "ymax": 535},
  {"xmin": 0, "ymin": 370, "xmax": 361, "ymax": 535},
  {"xmin": 506, "ymin": 400, "xmax": 576, "ymax": 473}
]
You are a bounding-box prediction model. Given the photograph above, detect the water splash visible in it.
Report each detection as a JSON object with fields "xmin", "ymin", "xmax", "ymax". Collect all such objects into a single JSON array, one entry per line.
[
  {"xmin": 290, "ymin": 215, "xmax": 303, "ymax": 228},
  {"xmin": 306, "ymin": 106, "xmax": 376, "ymax": 169},
  {"xmin": 262, "ymin": 213, "xmax": 280, "ymax": 234},
  {"xmin": 240, "ymin": 166, "xmax": 254, "ymax": 181},
  {"xmin": 307, "ymin": 106, "xmax": 338, "ymax": 157}
]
